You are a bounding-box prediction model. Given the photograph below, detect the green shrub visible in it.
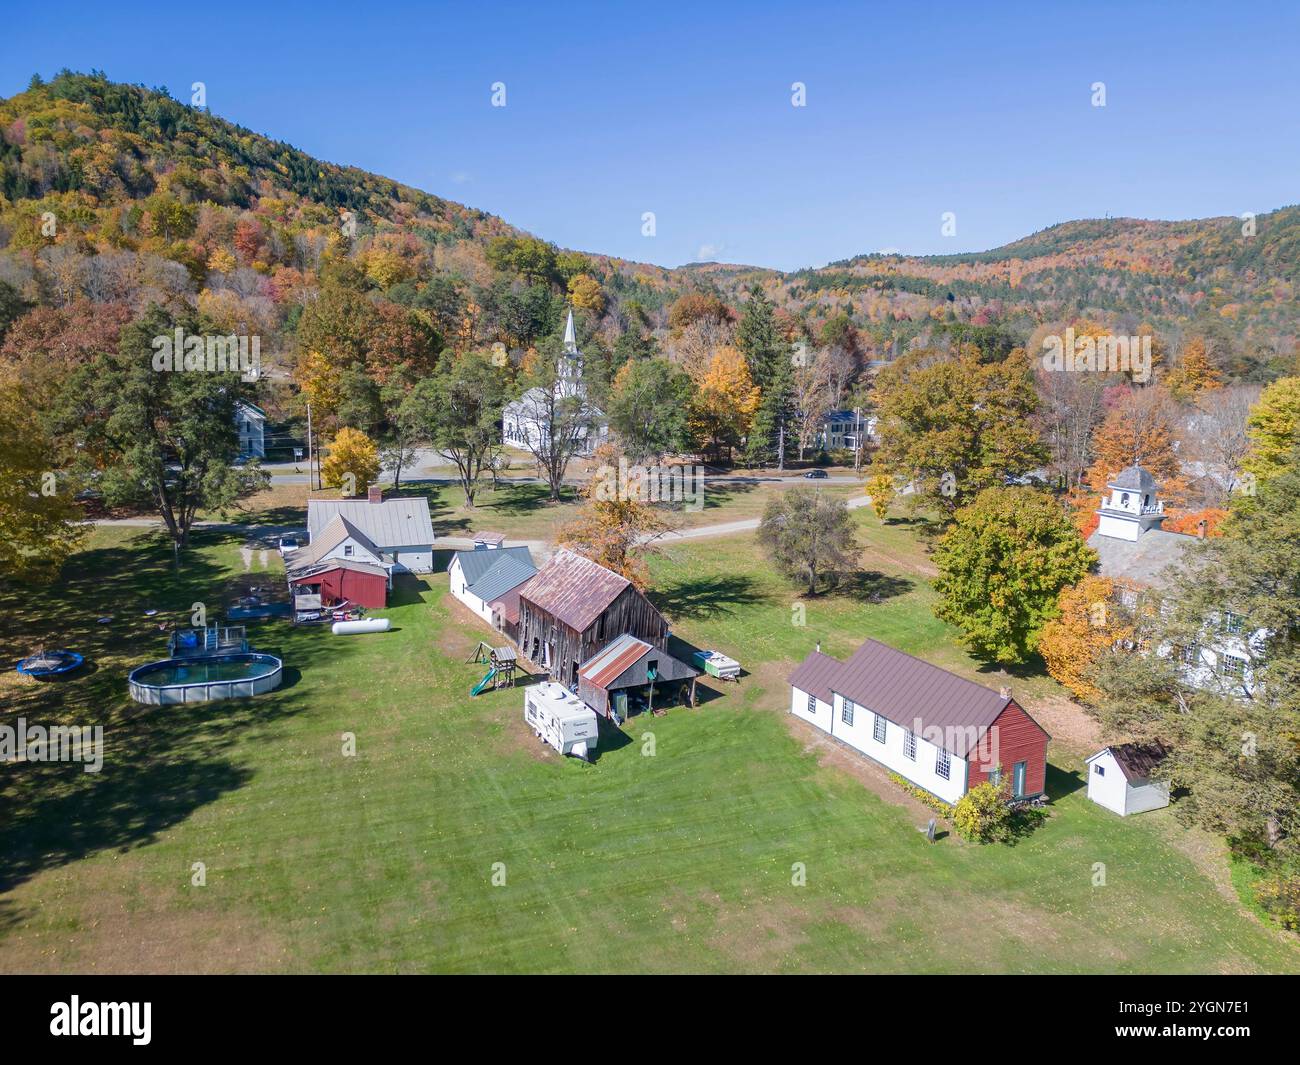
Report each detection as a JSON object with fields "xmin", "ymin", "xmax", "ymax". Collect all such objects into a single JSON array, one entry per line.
[
  {"xmin": 1255, "ymin": 871, "xmax": 1300, "ymax": 931},
  {"xmin": 953, "ymin": 781, "xmax": 1015, "ymax": 843}
]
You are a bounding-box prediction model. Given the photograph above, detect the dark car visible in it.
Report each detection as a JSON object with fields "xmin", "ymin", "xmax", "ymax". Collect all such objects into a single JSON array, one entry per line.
[{"xmin": 803, "ymin": 469, "xmax": 829, "ymax": 479}]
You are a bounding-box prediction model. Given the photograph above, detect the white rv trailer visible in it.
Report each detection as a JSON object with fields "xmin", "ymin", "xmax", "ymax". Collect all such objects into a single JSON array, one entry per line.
[{"xmin": 524, "ymin": 682, "xmax": 599, "ymax": 760}]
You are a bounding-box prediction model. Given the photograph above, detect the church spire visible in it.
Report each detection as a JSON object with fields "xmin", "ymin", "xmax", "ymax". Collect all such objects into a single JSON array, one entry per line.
[{"xmin": 562, "ymin": 308, "xmax": 578, "ymax": 354}]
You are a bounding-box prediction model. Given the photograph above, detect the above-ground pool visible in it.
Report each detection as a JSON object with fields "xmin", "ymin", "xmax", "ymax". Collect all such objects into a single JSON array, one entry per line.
[{"xmin": 128, "ymin": 652, "xmax": 283, "ymax": 705}]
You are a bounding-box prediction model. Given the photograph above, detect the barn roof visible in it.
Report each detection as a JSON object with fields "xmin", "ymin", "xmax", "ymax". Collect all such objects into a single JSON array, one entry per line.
[
  {"xmin": 789, "ymin": 650, "xmax": 842, "ymax": 705},
  {"xmin": 288, "ymin": 514, "xmax": 384, "ymax": 570},
  {"xmin": 789, "ymin": 639, "xmax": 1035, "ymax": 758},
  {"xmin": 581, "ymin": 634, "xmax": 654, "ymax": 688},
  {"xmin": 520, "ymin": 549, "xmax": 637, "ymax": 632},
  {"xmin": 307, "ymin": 495, "xmax": 435, "ymax": 549},
  {"xmin": 580, "ymin": 634, "xmax": 698, "ymax": 689}
]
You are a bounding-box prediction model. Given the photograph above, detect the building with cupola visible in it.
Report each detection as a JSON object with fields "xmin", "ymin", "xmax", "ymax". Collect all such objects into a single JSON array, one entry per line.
[{"xmin": 1086, "ymin": 465, "xmax": 1260, "ymax": 694}]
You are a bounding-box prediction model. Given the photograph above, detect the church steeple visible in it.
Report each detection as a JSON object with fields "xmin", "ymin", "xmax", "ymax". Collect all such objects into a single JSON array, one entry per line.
[{"xmin": 562, "ymin": 308, "xmax": 578, "ymax": 354}]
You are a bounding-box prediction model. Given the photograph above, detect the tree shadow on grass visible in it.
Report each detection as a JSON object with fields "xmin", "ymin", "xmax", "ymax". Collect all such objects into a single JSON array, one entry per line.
[
  {"xmin": 833, "ymin": 569, "xmax": 913, "ymax": 604},
  {"xmin": 647, "ymin": 574, "xmax": 763, "ymax": 621}
]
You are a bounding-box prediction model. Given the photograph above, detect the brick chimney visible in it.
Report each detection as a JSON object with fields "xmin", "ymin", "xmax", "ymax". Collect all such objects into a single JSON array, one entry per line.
[
  {"xmin": 368, "ymin": 485, "xmax": 384, "ymax": 504},
  {"xmin": 1197, "ymin": 518, "xmax": 1207, "ymax": 539},
  {"xmin": 999, "ymin": 685, "xmax": 1012, "ymax": 700}
]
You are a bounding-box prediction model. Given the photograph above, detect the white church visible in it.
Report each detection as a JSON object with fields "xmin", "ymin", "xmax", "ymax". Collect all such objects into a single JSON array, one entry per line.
[
  {"xmin": 502, "ymin": 309, "xmax": 607, "ymax": 454},
  {"xmin": 1086, "ymin": 465, "xmax": 1261, "ymax": 694}
]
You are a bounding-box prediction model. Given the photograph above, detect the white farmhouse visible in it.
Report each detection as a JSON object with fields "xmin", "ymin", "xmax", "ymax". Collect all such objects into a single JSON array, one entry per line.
[
  {"xmin": 235, "ymin": 400, "xmax": 266, "ymax": 459},
  {"xmin": 448, "ymin": 546, "xmax": 537, "ymax": 638},
  {"xmin": 306, "ymin": 486, "xmax": 436, "ymax": 573},
  {"xmin": 1085, "ymin": 742, "xmax": 1171, "ymax": 816},
  {"xmin": 1086, "ymin": 465, "xmax": 1262, "ymax": 693}
]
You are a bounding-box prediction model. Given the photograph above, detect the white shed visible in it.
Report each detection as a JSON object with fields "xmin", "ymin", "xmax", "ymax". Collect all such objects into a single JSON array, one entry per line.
[
  {"xmin": 1086, "ymin": 742, "xmax": 1170, "ymax": 816},
  {"xmin": 524, "ymin": 682, "xmax": 599, "ymax": 760}
]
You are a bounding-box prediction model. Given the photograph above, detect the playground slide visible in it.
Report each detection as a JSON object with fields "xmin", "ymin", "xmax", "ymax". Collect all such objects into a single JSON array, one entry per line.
[{"xmin": 470, "ymin": 667, "xmax": 496, "ymax": 696}]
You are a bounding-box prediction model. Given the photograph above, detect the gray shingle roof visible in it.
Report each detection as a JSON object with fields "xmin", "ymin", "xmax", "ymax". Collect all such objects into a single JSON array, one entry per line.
[
  {"xmin": 466, "ymin": 553, "xmax": 537, "ymax": 604},
  {"xmin": 452, "ymin": 546, "xmax": 535, "ymax": 586},
  {"xmin": 1109, "ymin": 465, "xmax": 1157, "ymax": 492},
  {"xmin": 307, "ymin": 496, "xmax": 435, "ymax": 549},
  {"xmin": 1086, "ymin": 527, "xmax": 1193, "ymax": 588}
]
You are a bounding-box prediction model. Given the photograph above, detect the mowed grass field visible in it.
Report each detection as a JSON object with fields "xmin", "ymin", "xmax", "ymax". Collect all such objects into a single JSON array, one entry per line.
[{"xmin": 1, "ymin": 515, "xmax": 1298, "ymax": 973}]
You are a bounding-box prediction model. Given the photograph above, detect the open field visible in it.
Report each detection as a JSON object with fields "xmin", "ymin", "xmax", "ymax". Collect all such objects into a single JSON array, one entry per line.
[{"xmin": 2, "ymin": 516, "xmax": 1297, "ymax": 973}]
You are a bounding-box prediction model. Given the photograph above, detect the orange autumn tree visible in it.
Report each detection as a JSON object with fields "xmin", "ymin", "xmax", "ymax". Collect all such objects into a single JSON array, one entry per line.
[
  {"xmin": 556, "ymin": 443, "xmax": 669, "ymax": 590},
  {"xmin": 1086, "ymin": 386, "xmax": 1185, "ymax": 501},
  {"xmin": 1162, "ymin": 507, "xmax": 1227, "ymax": 537},
  {"xmin": 1165, "ymin": 335, "xmax": 1223, "ymax": 401},
  {"xmin": 1038, "ymin": 575, "xmax": 1130, "ymax": 703}
]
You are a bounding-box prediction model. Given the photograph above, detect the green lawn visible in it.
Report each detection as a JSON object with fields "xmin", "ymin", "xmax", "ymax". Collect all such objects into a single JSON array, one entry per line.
[{"xmin": 1, "ymin": 520, "xmax": 1297, "ymax": 973}]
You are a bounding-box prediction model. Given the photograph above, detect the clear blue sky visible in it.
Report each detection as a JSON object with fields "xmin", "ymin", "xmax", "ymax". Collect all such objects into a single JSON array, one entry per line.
[{"xmin": 3, "ymin": 0, "xmax": 1298, "ymax": 271}]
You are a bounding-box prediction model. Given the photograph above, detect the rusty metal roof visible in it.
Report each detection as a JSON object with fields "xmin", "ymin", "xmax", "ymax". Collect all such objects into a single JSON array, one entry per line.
[
  {"xmin": 520, "ymin": 549, "xmax": 634, "ymax": 632},
  {"xmin": 581, "ymin": 634, "xmax": 652, "ymax": 688},
  {"xmin": 1090, "ymin": 740, "xmax": 1169, "ymax": 782}
]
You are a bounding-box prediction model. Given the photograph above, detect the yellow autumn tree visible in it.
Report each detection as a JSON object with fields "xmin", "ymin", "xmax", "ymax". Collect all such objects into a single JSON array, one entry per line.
[
  {"xmin": 566, "ymin": 274, "xmax": 606, "ymax": 317},
  {"xmin": 1038, "ymin": 575, "xmax": 1129, "ymax": 703},
  {"xmin": 1086, "ymin": 386, "xmax": 1185, "ymax": 501},
  {"xmin": 1243, "ymin": 376, "xmax": 1300, "ymax": 487},
  {"xmin": 688, "ymin": 345, "xmax": 760, "ymax": 460},
  {"xmin": 866, "ymin": 473, "xmax": 896, "ymax": 521},
  {"xmin": 206, "ymin": 247, "xmax": 237, "ymax": 274},
  {"xmin": 296, "ymin": 349, "xmax": 344, "ymax": 418},
  {"xmin": 1165, "ymin": 336, "xmax": 1223, "ymax": 401},
  {"xmin": 321, "ymin": 427, "xmax": 381, "ymax": 496}
]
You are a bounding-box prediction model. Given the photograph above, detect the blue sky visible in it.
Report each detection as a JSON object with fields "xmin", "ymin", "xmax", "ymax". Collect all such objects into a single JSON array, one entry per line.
[{"xmin": 3, "ymin": 0, "xmax": 1298, "ymax": 271}]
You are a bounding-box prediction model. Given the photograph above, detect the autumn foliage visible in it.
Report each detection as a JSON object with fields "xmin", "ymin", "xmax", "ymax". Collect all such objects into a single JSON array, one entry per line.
[{"xmin": 1038, "ymin": 575, "xmax": 1129, "ymax": 703}]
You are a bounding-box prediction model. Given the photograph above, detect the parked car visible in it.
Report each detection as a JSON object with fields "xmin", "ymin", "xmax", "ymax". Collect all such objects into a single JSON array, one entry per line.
[
  {"xmin": 803, "ymin": 469, "xmax": 829, "ymax": 479},
  {"xmin": 278, "ymin": 535, "xmax": 301, "ymax": 557}
]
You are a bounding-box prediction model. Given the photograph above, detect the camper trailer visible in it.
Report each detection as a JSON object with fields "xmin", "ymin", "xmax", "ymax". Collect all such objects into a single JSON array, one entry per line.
[{"xmin": 524, "ymin": 682, "xmax": 599, "ymax": 760}]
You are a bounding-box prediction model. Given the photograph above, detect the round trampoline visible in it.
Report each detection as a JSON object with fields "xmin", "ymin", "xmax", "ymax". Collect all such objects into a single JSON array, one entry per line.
[{"xmin": 15, "ymin": 650, "xmax": 85, "ymax": 678}]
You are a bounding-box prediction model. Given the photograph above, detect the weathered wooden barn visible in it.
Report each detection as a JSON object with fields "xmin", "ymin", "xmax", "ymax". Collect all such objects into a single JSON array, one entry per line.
[
  {"xmin": 578, "ymin": 634, "xmax": 698, "ymax": 721},
  {"xmin": 517, "ymin": 549, "xmax": 669, "ymax": 689}
]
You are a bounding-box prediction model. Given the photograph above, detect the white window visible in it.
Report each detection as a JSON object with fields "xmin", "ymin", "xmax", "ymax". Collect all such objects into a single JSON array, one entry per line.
[
  {"xmin": 344, "ymin": 544, "xmax": 354, "ymax": 557},
  {"xmin": 841, "ymin": 699, "xmax": 855, "ymax": 726},
  {"xmin": 1220, "ymin": 654, "xmax": 1247, "ymax": 680},
  {"xmin": 1222, "ymin": 611, "xmax": 1245, "ymax": 635},
  {"xmin": 872, "ymin": 713, "xmax": 886, "ymax": 743},
  {"xmin": 903, "ymin": 730, "xmax": 916, "ymax": 760},
  {"xmin": 936, "ymin": 749, "xmax": 951, "ymax": 781},
  {"xmin": 1178, "ymin": 643, "xmax": 1199, "ymax": 666},
  {"xmin": 806, "ymin": 693, "xmax": 816, "ymax": 715},
  {"xmin": 1093, "ymin": 764, "xmax": 1105, "ymax": 777},
  {"xmin": 989, "ymin": 766, "xmax": 1003, "ymax": 787}
]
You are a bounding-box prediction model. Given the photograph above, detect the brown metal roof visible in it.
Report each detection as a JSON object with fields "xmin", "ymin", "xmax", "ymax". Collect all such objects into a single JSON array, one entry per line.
[
  {"xmin": 581, "ymin": 634, "xmax": 653, "ymax": 688},
  {"xmin": 789, "ymin": 650, "xmax": 841, "ymax": 704},
  {"xmin": 520, "ymin": 549, "xmax": 635, "ymax": 632},
  {"xmin": 789, "ymin": 639, "xmax": 1019, "ymax": 758},
  {"xmin": 1100, "ymin": 741, "xmax": 1169, "ymax": 782}
]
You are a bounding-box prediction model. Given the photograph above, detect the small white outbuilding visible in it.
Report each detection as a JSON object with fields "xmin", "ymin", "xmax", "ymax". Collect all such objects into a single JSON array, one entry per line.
[
  {"xmin": 1085, "ymin": 741, "xmax": 1171, "ymax": 816},
  {"xmin": 524, "ymin": 682, "xmax": 599, "ymax": 760}
]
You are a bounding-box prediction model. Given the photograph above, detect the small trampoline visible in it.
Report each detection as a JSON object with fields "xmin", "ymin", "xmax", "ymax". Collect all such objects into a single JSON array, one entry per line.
[{"xmin": 15, "ymin": 649, "xmax": 85, "ymax": 678}]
